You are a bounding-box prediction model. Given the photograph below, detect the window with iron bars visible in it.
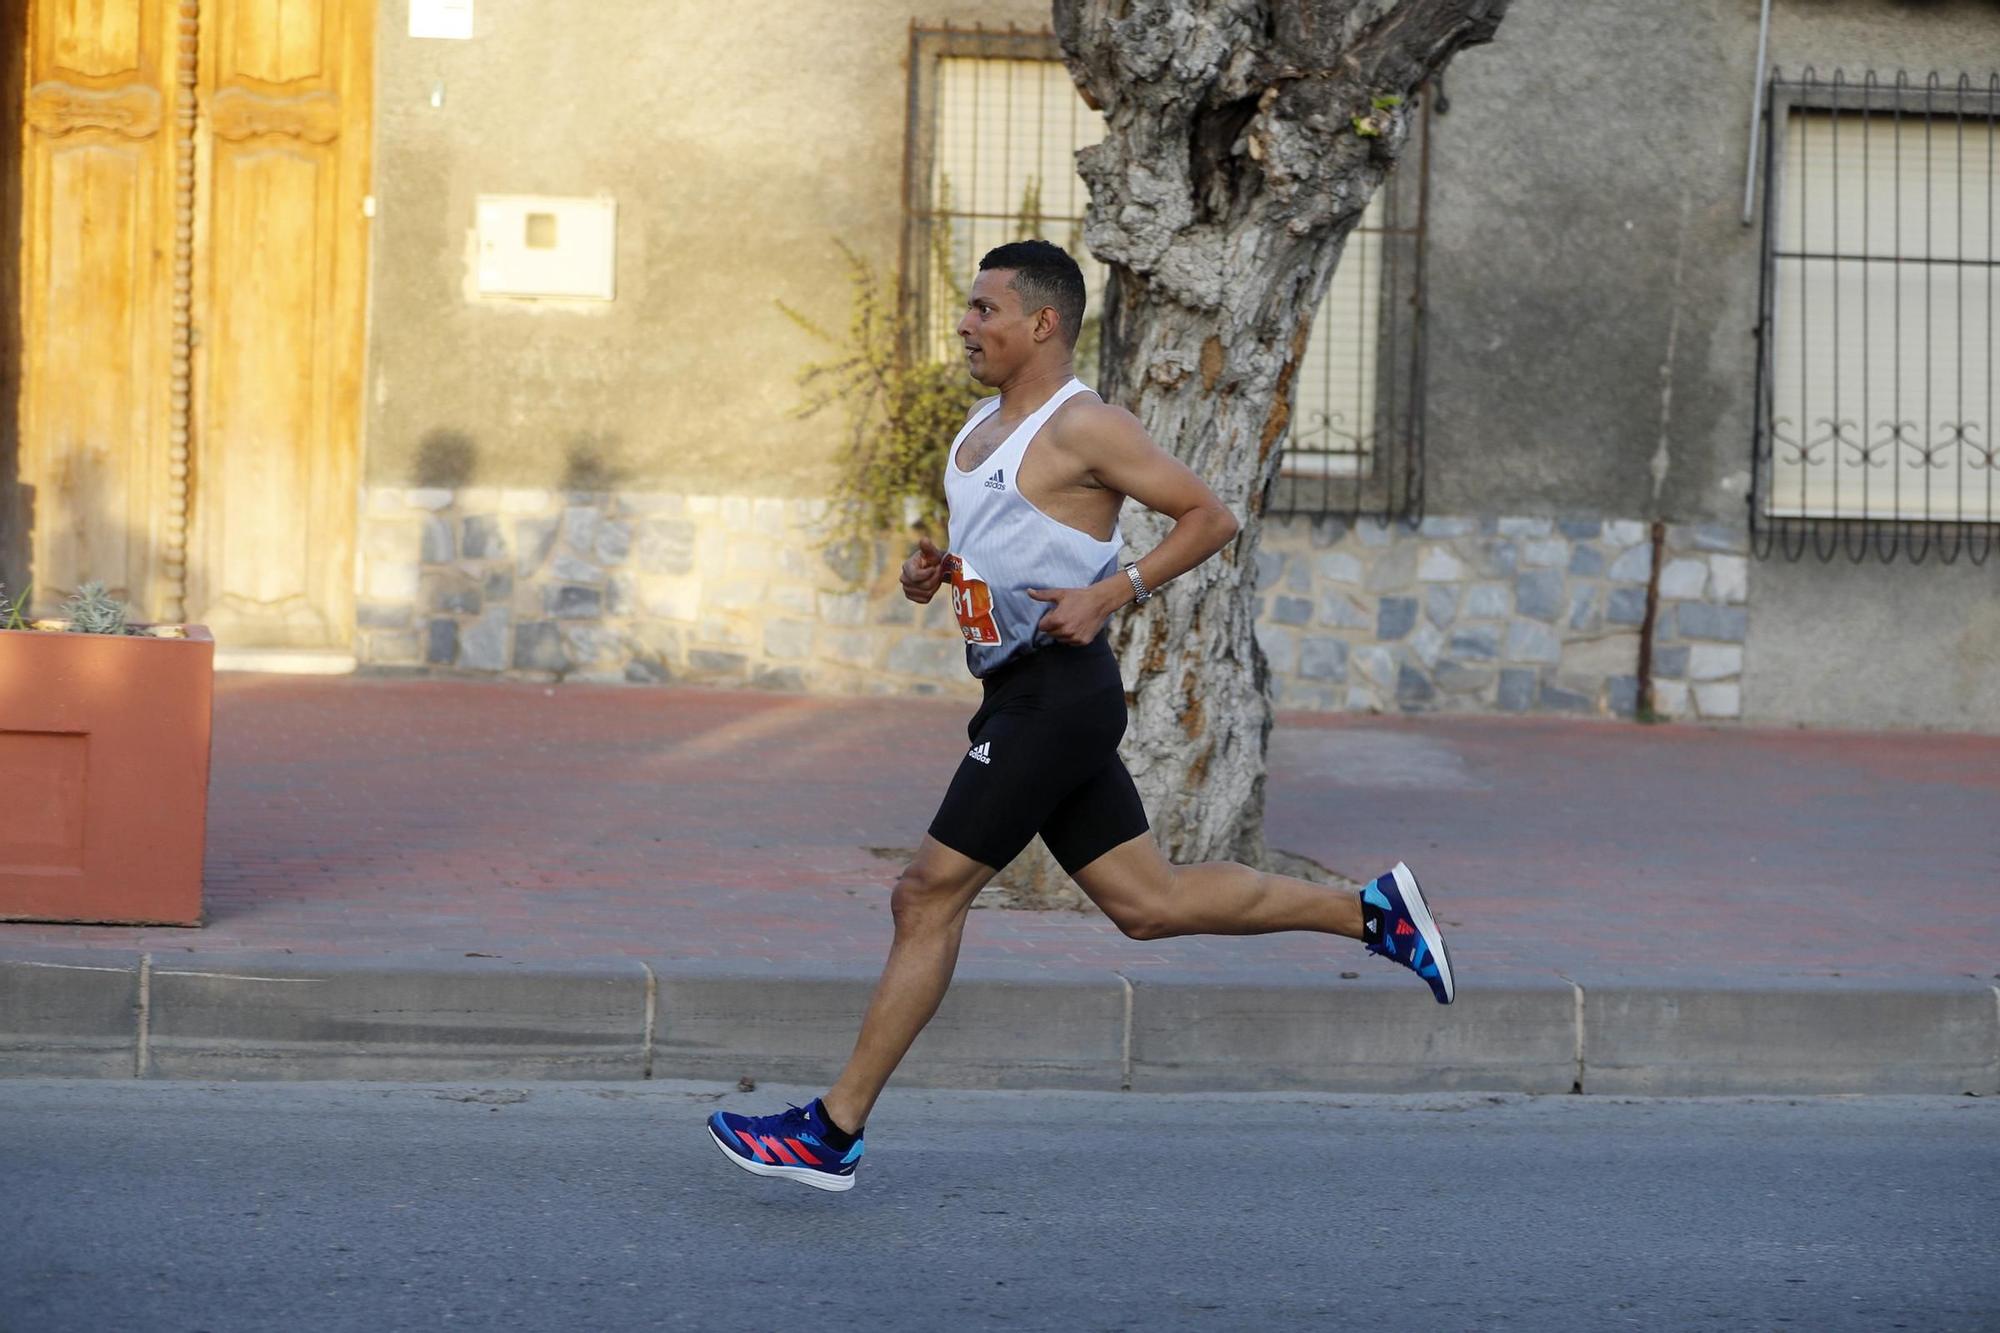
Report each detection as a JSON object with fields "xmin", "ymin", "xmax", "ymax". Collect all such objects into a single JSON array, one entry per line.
[
  {"xmin": 898, "ymin": 24, "xmax": 1431, "ymax": 524},
  {"xmin": 1754, "ymin": 68, "xmax": 1999, "ymax": 564}
]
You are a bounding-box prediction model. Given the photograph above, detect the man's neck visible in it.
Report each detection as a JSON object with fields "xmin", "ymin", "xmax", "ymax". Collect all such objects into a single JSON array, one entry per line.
[{"xmin": 994, "ymin": 362, "xmax": 1076, "ymax": 415}]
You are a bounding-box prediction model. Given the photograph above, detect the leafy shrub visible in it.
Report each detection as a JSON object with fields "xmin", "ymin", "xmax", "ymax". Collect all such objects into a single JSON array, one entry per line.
[
  {"xmin": 782, "ymin": 183, "xmax": 1103, "ymax": 580},
  {"xmin": 780, "ymin": 242, "xmax": 979, "ymax": 565}
]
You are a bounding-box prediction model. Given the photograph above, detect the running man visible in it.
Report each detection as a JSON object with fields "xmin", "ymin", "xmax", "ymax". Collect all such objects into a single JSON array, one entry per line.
[{"xmin": 708, "ymin": 240, "xmax": 1454, "ymax": 1192}]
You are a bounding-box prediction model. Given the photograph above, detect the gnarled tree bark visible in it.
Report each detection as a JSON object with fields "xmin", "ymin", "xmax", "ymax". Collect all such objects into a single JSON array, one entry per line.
[{"xmin": 995, "ymin": 1, "xmax": 1508, "ymax": 908}]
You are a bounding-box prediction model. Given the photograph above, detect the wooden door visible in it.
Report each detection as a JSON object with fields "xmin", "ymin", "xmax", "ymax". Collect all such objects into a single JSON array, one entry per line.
[
  {"xmin": 186, "ymin": 0, "xmax": 371, "ymax": 648},
  {"xmin": 16, "ymin": 0, "xmax": 371, "ymax": 649},
  {"xmin": 18, "ymin": 0, "xmax": 179, "ymax": 614}
]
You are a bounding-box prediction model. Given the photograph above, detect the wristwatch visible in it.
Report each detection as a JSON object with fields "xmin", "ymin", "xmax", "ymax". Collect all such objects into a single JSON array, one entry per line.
[{"xmin": 1123, "ymin": 563, "xmax": 1152, "ymax": 605}]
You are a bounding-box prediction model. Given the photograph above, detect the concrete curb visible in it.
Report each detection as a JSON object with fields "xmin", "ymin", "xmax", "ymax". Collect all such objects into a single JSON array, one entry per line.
[{"xmin": 1, "ymin": 949, "xmax": 1995, "ymax": 1095}]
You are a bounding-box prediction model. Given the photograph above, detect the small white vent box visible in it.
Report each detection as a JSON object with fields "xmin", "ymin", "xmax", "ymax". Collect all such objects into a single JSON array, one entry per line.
[{"xmin": 475, "ymin": 195, "xmax": 616, "ymax": 300}]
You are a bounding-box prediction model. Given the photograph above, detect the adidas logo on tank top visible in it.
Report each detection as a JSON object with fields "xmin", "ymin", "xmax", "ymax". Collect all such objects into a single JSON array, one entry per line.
[{"xmin": 942, "ymin": 379, "xmax": 1125, "ymax": 679}]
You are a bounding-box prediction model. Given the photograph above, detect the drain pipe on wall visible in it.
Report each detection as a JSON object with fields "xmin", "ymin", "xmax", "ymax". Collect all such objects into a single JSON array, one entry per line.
[{"xmin": 1742, "ymin": 0, "xmax": 1773, "ymax": 225}]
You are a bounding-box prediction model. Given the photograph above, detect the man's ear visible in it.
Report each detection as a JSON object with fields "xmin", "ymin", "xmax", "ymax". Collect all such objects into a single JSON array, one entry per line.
[{"xmin": 1033, "ymin": 306, "xmax": 1061, "ymax": 344}]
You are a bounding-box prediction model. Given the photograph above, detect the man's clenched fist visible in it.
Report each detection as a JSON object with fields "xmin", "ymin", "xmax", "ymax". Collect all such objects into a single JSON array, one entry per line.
[{"xmin": 901, "ymin": 535, "xmax": 947, "ymax": 604}]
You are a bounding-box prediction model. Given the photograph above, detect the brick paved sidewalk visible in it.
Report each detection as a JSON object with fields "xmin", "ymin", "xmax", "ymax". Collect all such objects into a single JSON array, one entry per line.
[{"xmin": 3, "ymin": 674, "xmax": 1995, "ymax": 986}]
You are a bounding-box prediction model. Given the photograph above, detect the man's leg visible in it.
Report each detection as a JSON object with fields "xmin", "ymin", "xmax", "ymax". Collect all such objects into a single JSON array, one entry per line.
[
  {"xmin": 1068, "ymin": 828, "xmax": 1455, "ymax": 1005},
  {"xmin": 818, "ymin": 835, "xmax": 999, "ymax": 1135},
  {"xmin": 1042, "ymin": 756, "xmax": 1449, "ymax": 999},
  {"xmin": 1068, "ymin": 830, "xmax": 1364, "ymax": 941}
]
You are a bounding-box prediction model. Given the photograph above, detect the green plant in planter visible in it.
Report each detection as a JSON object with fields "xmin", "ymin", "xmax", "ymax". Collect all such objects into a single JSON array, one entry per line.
[
  {"xmin": 0, "ymin": 580, "xmax": 177, "ymax": 636},
  {"xmin": 62, "ymin": 581, "xmax": 139, "ymax": 636}
]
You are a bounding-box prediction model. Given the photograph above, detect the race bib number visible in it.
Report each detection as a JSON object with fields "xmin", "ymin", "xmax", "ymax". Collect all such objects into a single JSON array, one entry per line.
[{"xmin": 944, "ymin": 554, "xmax": 1003, "ymax": 647}]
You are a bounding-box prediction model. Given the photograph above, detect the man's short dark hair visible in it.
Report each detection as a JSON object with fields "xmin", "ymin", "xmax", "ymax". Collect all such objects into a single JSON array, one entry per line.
[{"xmin": 979, "ymin": 239, "xmax": 1086, "ymax": 348}]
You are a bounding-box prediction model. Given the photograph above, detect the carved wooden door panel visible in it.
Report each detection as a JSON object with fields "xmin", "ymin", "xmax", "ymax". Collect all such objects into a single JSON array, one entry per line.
[
  {"xmin": 17, "ymin": 0, "xmax": 371, "ymax": 646},
  {"xmin": 185, "ymin": 0, "xmax": 372, "ymax": 648},
  {"xmin": 19, "ymin": 0, "xmax": 180, "ymax": 614}
]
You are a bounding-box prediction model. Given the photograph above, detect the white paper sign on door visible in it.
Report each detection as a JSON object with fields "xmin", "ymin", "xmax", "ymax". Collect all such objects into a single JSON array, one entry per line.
[{"xmin": 410, "ymin": 0, "xmax": 473, "ymax": 39}]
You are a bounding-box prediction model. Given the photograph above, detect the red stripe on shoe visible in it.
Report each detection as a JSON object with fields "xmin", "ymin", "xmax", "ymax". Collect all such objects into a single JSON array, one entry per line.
[
  {"xmin": 785, "ymin": 1138, "xmax": 823, "ymax": 1166},
  {"xmin": 733, "ymin": 1127, "xmax": 775, "ymax": 1163},
  {"xmin": 762, "ymin": 1136, "xmax": 800, "ymax": 1166}
]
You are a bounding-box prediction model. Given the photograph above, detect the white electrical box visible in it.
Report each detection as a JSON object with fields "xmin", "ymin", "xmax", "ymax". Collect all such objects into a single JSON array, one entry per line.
[{"xmin": 475, "ymin": 195, "xmax": 616, "ymax": 300}]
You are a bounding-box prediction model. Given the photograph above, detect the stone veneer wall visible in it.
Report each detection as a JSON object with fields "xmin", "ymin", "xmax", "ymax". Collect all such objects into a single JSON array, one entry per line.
[
  {"xmin": 1253, "ymin": 514, "xmax": 1749, "ymax": 720},
  {"xmin": 355, "ymin": 488, "xmax": 1750, "ymax": 719},
  {"xmin": 357, "ymin": 487, "xmax": 978, "ymax": 697}
]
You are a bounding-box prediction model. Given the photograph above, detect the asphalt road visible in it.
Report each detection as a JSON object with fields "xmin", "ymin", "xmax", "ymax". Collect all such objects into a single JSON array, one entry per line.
[{"xmin": 1, "ymin": 1081, "xmax": 1994, "ymax": 1332}]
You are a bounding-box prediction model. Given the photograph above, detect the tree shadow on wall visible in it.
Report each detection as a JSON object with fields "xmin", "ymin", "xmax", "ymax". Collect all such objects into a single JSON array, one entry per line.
[
  {"xmin": 408, "ymin": 428, "xmax": 630, "ymax": 498},
  {"xmin": 560, "ymin": 433, "xmax": 628, "ymax": 495},
  {"xmin": 413, "ymin": 428, "xmax": 478, "ymax": 490}
]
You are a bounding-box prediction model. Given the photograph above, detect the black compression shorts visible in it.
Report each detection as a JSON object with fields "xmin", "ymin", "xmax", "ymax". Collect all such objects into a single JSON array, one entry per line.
[{"xmin": 926, "ymin": 633, "xmax": 1151, "ymax": 876}]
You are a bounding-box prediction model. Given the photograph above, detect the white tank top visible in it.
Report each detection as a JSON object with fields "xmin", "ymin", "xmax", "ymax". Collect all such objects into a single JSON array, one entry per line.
[{"xmin": 942, "ymin": 378, "xmax": 1124, "ymax": 678}]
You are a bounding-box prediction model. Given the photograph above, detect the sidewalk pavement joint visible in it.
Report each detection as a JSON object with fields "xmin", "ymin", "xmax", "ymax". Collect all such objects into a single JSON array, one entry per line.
[
  {"xmin": 136, "ymin": 953, "xmax": 152, "ymax": 1080},
  {"xmin": 1114, "ymin": 971, "xmax": 1134, "ymax": 1093},
  {"xmin": 1558, "ymin": 972, "xmax": 1585, "ymax": 1094},
  {"xmin": 640, "ymin": 961, "xmax": 658, "ymax": 1081}
]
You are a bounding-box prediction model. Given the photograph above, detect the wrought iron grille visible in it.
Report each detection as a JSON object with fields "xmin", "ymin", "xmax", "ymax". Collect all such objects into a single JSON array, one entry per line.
[
  {"xmin": 1753, "ymin": 68, "xmax": 1999, "ymax": 564},
  {"xmin": 1260, "ymin": 88, "xmax": 1429, "ymax": 527},
  {"xmin": 899, "ymin": 23, "xmax": 1430, "ymax": 525}
]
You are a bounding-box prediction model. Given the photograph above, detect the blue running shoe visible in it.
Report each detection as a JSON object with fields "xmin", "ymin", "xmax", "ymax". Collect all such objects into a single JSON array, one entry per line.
[
  {"xmin": 708, "ymin": 1100, "xmax": 863, "ymax": 1193},
  {"xmin": 1360, "ymin": 862, "xmax": 1456, "ymax": 1004}
]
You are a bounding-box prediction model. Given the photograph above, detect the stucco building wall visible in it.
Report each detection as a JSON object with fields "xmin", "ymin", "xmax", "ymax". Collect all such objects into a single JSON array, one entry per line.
[
  {"xmin": 1419, "ymin": 0, "xmax": 1999, "ymax": 730},
  {"xmin": 364, "ymin": 0, "xmax": 1047, "ymax": 497},
  {"xmin": 349, "ymin": 0, "xmax": 1999, "ymax": 731}
]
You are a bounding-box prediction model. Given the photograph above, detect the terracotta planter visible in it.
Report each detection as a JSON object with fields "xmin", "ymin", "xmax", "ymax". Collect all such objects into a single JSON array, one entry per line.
[{"xmin": 0, "ymin": 624, "xmax": 214, "ymax": 926}]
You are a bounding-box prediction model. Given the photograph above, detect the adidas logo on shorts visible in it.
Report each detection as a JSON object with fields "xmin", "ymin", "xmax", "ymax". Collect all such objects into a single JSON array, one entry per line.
[{"xmin": 967, "ymin": 741, "xmax": 992, "ymax": 765}]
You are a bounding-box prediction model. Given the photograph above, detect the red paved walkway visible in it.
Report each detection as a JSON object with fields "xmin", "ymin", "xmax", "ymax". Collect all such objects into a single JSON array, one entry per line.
[{"xmin": 3, "ymin": 674, "xmax": 1996, "ymax": 985}]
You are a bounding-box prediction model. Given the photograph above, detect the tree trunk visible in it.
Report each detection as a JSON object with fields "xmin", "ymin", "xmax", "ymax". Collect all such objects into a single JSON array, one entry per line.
[{"xmin": 992, "ymin": 1, "xmax": 1507, "ymax": 904}]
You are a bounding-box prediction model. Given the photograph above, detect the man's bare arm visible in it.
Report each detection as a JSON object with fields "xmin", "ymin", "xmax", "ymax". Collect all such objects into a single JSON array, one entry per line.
[{"xmin": 1025, "ymin": 402, "xmax": 1240, "ymax": 644}]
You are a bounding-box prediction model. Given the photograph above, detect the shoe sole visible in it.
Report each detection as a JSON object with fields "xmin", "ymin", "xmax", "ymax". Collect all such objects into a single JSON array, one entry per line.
[
  {"xmin": 1391, "ymin": 861, "xmax": 1456, "ymax": 1004},
  {"xmin": 708, "ymin": 1125, "xmax": 857, "ymax": 1192}
]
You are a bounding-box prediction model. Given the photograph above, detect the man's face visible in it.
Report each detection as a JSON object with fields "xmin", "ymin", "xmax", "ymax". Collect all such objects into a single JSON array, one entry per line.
[{"xmin": 956, "ymin": 268, "xmax": 1037, "ymax": 386}]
